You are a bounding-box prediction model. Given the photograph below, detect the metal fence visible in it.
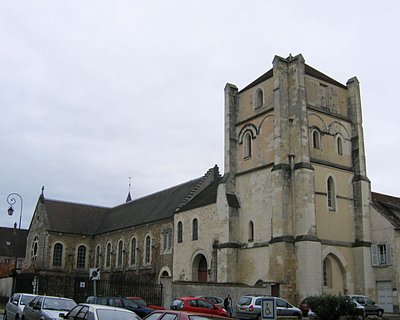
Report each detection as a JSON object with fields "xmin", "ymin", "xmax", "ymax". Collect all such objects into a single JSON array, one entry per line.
[{"xmin": 14, "ymin": 274, "xmax": 163, "ymax": 305}]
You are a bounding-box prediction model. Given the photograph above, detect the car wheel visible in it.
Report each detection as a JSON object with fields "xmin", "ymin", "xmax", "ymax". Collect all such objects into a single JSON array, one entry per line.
[
  {"xmin": 15, "ymin": 314, "xmax": 19, "ymax": 320},
  {"xmin": 3, "ymin": 311, "xmax": 7, "ymax": 320},
  {"xmin": 256, "ymin": 314, "xmax": 261, "ymax": 320},
  {"xmin": 377, "ymin": 310, "xmax": 383, "ymax": 317}
]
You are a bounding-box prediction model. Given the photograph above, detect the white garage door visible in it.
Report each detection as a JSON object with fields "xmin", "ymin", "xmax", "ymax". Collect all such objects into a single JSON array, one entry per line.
[{"xmin": 377, "ymin": 281, "xmax": 393, "ymax": 313}]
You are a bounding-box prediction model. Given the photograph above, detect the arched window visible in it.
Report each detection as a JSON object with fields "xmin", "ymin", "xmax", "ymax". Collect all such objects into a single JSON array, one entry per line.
[
  {"xmin": 244, "ymin": 132, "xmax": 252, "ymax": 158},
  {"xmin": 248, "ymin": 221, "xmax": 254, "ymax": 241},
  {"xmin": 53, "ymin": 243, "xmax": 63, "ymax": 267},
  {"xmin": 95, "ymin": 245, "xmax": 101, "ymax": 268},
  {"xmin": 255, "ymin": 89, "xmax": 263, "ymax": 108},
  {"xmin": 117, "ymin": 240, "xmax": 124, "ymax": 268},
  {"xmin": 312, "ymin": 130, "xmax": 320, "ymax": 149},
  {"xmin": 337, "ymin": 136, "xmax": 343, "ymax": 155},
  {"xmin": 145, "ymin": 235, "xmax": 152, "ymax": 264},
  {"xmin": 327, "ymin": 176, "xmax": 336, "ymax": 211},
  {"xmin": 177, "ymin": 221, "xmax": 183, "ymax": 243},
  {"xmin": 106, "ymin": 242, "xmax": 112, "ymax": 268},
  {"xmin": 130, "ymin": 238, "xmax": 137, "ymax": 266},
  {"xmin": 31, "ymin": 236, "xmax": 39, "ymax": 262},
  {"xmin": 192, "ymin": 218, "xmax": 198, "ymax": 241},
  {"xmin": 77, "ymin": 245, "xmax": 86, "ymax": 269}
]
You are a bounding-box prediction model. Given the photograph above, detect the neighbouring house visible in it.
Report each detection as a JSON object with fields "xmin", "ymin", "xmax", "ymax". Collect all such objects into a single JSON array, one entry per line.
[{"xmin": 0, "ymin": 227, "xmax": 28, "ymax": 276}]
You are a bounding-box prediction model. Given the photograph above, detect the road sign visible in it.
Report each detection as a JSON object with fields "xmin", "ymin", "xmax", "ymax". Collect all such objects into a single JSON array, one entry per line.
[
  {"xmin": 89, "ymin": 267, "xmax": 100, "ymax": 280},
  {"xmin": 261, "ymin": 298, "xmax": 276, "ymax": 320}
]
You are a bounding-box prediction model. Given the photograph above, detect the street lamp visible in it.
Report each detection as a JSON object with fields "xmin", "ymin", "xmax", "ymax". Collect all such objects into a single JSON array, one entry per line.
[{"xmin": 6, "ymin": 192, "xmax": 23, "ymax": 295}]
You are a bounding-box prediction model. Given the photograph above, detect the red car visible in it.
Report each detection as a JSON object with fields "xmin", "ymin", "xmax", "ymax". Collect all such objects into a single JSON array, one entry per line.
[
  {"xmin": 145, "ymin": 310, "xmax": 230, "ymax": 320},
  {"xmin": 170, "ymin": 297, "xmax": 229, "ymax": 317},
  {"xmin": 126, "ymin": 297, "xmax": 165, "ymax": 310}
]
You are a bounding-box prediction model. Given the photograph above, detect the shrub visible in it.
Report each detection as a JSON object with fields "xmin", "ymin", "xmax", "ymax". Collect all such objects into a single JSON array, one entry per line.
[{"xmin": 306, "ymin": 294, "xmax": 363, "ymax": 320}]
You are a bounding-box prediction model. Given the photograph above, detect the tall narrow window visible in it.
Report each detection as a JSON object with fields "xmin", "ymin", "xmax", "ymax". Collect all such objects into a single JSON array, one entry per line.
[
  {"xmin": 323, "ymin": 258, "xmax": 332, "ymax": 287},
  {"xmin": 145, "ymin": 235, "xmax": 151, "ymax": 264},
  {"xmin": 248, "ymin": 221, "xmax": 254, "ymax": 241},
  {"xmin": 162, "ymin": 227, "xmax": 172, "ymax": 253},
  {"xmin": 177, "ymin": 221, "xmax": 183, "ymax": 243},
  {"xmin": 337, "ymin": 136, "xmax": 343, "ymax": 155},
  {"xmin": 192, "ymin": 218, "xmax": 198, "ymax": 241},
  {"xmin": 327, "ymin": 177, "xmax": 336, "ymax": 210},
  {"xmin": 106, "ymin": 242, "xmax": 111, "ymax": 268},
  {"xmin": 255, "ymin": 89, "xmax": 263, "ymax": 108},
  {"xmin": 244, "ymin": 132, "xmax": 252, "ymax": 158},
  {"xmin": 130, "ymin": 238, "xmax": 137, "ymax": 266},
  {"xmin": 117, "ymin": 240, "xmax": 124, "ymax": 268},
  {"xmin": 312, "ymin": 130, "xmax": 320, "ymax": 149},
  {"xmin": 95, "ymin": 245, "xmax": 101, "ymax": 267},
  {"xmin": 77, "ymin": 245, "xmax": 86, "ymax": 269},
  {"xmin": 53, "ymin": 243, "xmax": 63, "ymax": 267}
]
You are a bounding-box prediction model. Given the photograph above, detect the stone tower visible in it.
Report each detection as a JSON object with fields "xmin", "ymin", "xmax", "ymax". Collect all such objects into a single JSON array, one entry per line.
[{"xmin": 218, "ymin": 54, "xmax": 375, "ymax": 298}]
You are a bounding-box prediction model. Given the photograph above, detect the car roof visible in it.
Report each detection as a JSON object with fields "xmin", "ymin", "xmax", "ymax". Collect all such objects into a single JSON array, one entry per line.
[
  {"xmin": 77, "ymin": 303, "xmax": 136, "ymax": 312},
  {"xmin": 144, "ymin": 310, "xmax": 230, "ymax": 319}
]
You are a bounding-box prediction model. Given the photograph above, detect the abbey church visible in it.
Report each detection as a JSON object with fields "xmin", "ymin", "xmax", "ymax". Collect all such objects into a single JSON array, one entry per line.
[{"xmin": 24, "ymin": 54, "xmax": 400, "ymax": 312}]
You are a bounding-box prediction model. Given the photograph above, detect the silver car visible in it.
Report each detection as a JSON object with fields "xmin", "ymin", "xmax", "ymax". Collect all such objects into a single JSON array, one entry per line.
[
  {"xmin": 22, "ymin": 296, "xmax": 76, "ymax": 320},
  {"xmin": 236, "ymin": 295, "xmax": 302, "ymax": 320},
  {"xmin": 62, "ymin": 304, "xmax": 141, "ymax": 320},
  {"xmin": 5, "ymin": 293, "xmax": 36, "ymax": 320}
]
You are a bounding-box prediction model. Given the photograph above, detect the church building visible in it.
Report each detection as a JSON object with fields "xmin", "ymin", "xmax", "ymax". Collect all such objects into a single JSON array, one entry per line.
[{"xmin": 23, "ymin": 54, "xmax": 397, "ymax": 310}]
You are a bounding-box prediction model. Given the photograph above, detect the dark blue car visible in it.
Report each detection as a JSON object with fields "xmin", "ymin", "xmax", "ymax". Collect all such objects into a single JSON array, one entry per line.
[{"xmin": 86, "ymin": 296, "xmax": 153, "ymax": 318}]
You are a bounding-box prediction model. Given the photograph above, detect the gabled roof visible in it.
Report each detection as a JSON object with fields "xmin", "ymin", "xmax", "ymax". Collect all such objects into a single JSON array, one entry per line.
[
  {"xmin": 371, "ymin": 192, "xmax": 400, "ymax": 229},
  {"xmin": 0, "ymin": 227, "xmax": 28, "ymax": 258},
  {"xmin": 43, "ymin": 199, "xmax": 109, "ymax": 235},
  {"xmin": 97, "ymin": 177, "xmax": 203, "ymax": 234},
  {"xmin": 37, "ymin": 166, "xmax": 222, "ymax": 236}
]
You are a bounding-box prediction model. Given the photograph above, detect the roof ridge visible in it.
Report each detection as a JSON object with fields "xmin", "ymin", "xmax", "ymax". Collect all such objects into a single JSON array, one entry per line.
[{"xmin": 43, "ymin": 197, "xmax": 110, "ymax": 209}]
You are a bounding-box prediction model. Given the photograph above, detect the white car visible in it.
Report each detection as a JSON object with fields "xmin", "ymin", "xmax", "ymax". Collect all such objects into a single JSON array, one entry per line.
[
  {"xmin": 62, "ymin": 304, "xmax": 142, "ymax": 320},
  {"xmin": 5, "ymin": 293, "xmax": 36, "ymax": 320},
  {"xmin": 22, "ymin": 296, "xmax": 76, "ymax": 320}
]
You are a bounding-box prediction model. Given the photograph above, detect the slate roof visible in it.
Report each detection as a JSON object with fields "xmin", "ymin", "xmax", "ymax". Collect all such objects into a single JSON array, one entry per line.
[
  {"xmin": 239, "ymin": 62, "xmax": 347, "ymax": 94},
  {"xmin": 177, "ymin": 178, "xmax": 221, "ymax": 212},
  {"xmin": 371, "ymin": 192, "xmax": 400, "ymax": 229},
  {"xmin": 96, "ymin": 177, "xmax": 203, "ymax": 234},
  {"xmin": 43, "ymin": 199, "xmax": 109, "ymax": 235},
  {"xmin": 0, "ymin": 227, "xmax": 28, "ymax": 258}
]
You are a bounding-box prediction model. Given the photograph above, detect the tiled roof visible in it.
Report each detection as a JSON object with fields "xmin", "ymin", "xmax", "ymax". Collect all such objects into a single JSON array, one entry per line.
[
  {"xmin": 43, "ymin": 199, "xmax": 109, "ymax": 235},
  {"xmin": 371, "ymin": 192, "xmax": 400, "ymax": 229},
  {"xmin": 0, "ymin": 227, "xmax": 28, "ymax": 258}
]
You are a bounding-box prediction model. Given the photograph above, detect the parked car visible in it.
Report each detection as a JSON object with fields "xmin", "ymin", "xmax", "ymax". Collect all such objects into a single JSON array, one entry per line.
[
  {"xmin": 86, "ymin": 296, "xmax": 154, "ymax": 318},
  {"xmin": 144, "ymin": 310, "xmax": 231, "ymax": 320},
  {"xmin": 236, "ymin": 295, "xmax": 302, "ymax": 320},
  {"xmin": 195, "ymin": 296, "xmax": 224, "ymax": 308},
  {"xmin": 303, "ymin": 299, "xmax": 365, "ymax": 320},
  {"xmin": 62, "ymin": 303, "xmax": 141, "ymax": 320},
  {"xmin": 347, "ymin": 295, "xmax": 384, "ymax": 317},
  {"xmin": 21, "ymin": 295, "xmax": 77, "ymax": 320},
  {"xmin": 170, "ymin": 297, "xmax": 229, "ymax": 317},
  {"xmin": 125, "ymin": 297, "xmax": 165, "ymax": 310},
  {"xmin": 4, "ymin": 293, "xmax": 36, "ymax": 320}
]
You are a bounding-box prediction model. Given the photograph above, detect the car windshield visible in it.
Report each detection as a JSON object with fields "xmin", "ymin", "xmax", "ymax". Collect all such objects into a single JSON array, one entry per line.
[
  {"xmin": 238, "ymin": 297, "xmax": 252, "ymax": 306},
  {"xmin": 43, "ymin": 298, "xmax": 76, "ymax": 311},
  {"xmin": 21, "ymin": 295, "xmax": 35, "ymax": 305},
  {"xmin": 96, "ymin": 309, "xmax": 140, "ymax": 320}
]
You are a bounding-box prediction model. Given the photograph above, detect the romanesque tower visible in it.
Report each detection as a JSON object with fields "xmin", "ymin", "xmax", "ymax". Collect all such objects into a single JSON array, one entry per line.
[{"xmin": 219, "ymin": 54, "xmax": 375, "ymax": 298}]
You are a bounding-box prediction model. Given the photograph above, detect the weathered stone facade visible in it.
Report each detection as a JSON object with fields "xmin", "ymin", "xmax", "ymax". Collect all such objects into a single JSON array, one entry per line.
[{"xmin": 23, "ymin": 54, "xmax": 397, "ymax": 310}]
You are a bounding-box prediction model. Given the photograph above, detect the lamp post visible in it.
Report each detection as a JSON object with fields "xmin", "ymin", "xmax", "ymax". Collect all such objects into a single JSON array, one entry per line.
[{"xmin": 6, "ymin": 192, "xmax": 23, "ymax": 295}]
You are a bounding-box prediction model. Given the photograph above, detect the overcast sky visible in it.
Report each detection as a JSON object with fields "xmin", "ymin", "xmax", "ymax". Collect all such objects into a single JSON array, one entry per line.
[{"xmin": 1, "ymin": 1, "xmax": 399, "ymax": 229}]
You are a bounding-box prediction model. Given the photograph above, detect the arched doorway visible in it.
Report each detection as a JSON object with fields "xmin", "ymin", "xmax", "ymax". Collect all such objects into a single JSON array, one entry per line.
[{"xmin": 192, "ymin": 254, "xmax": 208, "ymax": 282}]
